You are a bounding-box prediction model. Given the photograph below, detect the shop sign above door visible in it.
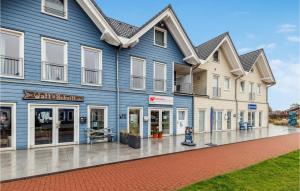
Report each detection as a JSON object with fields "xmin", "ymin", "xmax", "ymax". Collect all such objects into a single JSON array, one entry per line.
[
  {"xmin": 23, "ymin": 90, "xmax": 84, "ymax": 102},
  {"xmin": 149, "ymin": 95, "xmax": 173, "ymax": 105}
]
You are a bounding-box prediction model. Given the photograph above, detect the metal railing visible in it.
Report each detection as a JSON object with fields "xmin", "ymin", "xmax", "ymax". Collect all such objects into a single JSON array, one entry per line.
[
  {"xmin": 82, "ymin": 67, "xmax": 101, "ymax": 85},
  {"xmin": 174, "ymin": 81, "xmax": 192, "ymax": 94},
  {"xmin": 194, "ymin": 87, "xmax": 207, "ymax": 96},
  {"xmin": 44, "ymin": 6, "xmax": 65, "ymax": 17},
  {"xmin": 154, "ymin": 79, "xmax": 166, "ymax": 92},
  {"xmin": 0, "ymin": 56, "xmax": 22, "ymax": 77},
  {"xmin": 131, "ymin": 75, "xmax": 145, "ymax": 89},
  {"xmin": 42, "ymin": 61, "xmax": 66, "ymax": 81},
  {"xmin": 249, "ymin": 92, "xmax": 255, "ymax": 101},
  {"xmin": 212, "ymin": 87, "xmax": 221, "ymax": 97}
]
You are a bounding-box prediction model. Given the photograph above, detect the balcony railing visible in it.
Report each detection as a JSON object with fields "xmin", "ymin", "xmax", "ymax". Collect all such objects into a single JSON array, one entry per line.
[
  {"xmin": 249, "ymin": 92, "xmax": 255, "ymax": 101},
  {"xmin": 212, "ymin": 87, "xmax": 221, "ymax": 97},
  {"xmin": 154, "ymin": 79, "xmax": 166, "ymax": 92},
  {"xmin": 44, "ymin": 6, "xmax": 65, "ymax": 17},
  {"xmin": 194, "ymin": 87, "xmax": 207, "ymax": 96},
  {"xmin": 174, "ymin": 81, "xmax": 192, "ymax": 94},
  {"xmin": 131, "ymin": 75, "xmax": 145, "ymax": 90},
  {"xmin": 0, "ymin": 56, "xmax": 22, "ymax": 77},
  {"xmin": 82, "ymin": 67, "xmax": 101, "ymax": 85},
  {"xmin": 42, "ymin": 61, "xmax": 66, "ymax": 81}
]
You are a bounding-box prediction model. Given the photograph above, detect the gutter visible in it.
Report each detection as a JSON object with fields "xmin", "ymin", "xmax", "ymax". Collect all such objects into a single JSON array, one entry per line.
[{"xmin": 116, "ymin": 46, "xmax": 122, "ymax": 142}]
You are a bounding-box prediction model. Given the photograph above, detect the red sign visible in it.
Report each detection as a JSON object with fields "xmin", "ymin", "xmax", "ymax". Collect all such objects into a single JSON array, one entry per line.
[{"xmin": 149, "ymin": 95, "xmax": 173, "ymax": 105}]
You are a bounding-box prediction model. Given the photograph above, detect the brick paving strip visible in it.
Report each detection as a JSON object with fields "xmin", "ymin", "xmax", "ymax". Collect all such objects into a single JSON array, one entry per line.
[{"xmin": 1, "ymin": 133, "xmax": 299, "ymax": 191}]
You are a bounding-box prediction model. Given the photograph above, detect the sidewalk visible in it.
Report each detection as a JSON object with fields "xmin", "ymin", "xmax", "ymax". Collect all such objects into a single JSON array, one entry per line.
[{"xmin": 1, "ymin": 132, "xmax": 299, "ymax": 191}]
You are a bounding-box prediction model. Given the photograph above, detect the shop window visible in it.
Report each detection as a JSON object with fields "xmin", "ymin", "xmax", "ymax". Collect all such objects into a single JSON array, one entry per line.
[{"xmin": 0, "ymin": 106, "xmax": 13, "ymax": 149}]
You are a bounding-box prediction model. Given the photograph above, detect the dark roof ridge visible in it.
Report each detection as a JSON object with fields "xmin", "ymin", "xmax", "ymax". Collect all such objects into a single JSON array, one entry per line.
[{"xmin": 240, "ymin": 49, "xmax": 263, "ymax": 57}]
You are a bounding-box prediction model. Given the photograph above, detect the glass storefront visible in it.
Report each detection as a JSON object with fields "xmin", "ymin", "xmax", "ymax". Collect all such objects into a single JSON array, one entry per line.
[{"xmin": 0, "ymin": 106, "xmax": 12, "ymax": 148}]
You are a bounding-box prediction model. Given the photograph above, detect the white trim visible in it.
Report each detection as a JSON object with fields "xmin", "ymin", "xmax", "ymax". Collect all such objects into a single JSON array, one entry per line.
[
  {"xmin": 41, "ymin": 37, "xmax": 68, "ymax": 83},
  {"xmin": 81, "ymin": 46, "xmax": 102, "ymax": 86},
  {"xmin": 41, "ymin": 0, "xmax": 68, "ymax": 20},
  {"xmin": 153, "ymin": 61, "xmax": 167, "ymax": 92},
  {"xmin": 28, "ymin": 103, "xmax": 79, "ymax": 149},
  {"xmin": 153, "ymin": 27, "xmax": 167, "ymax": 48},
  {"xmin": 87, "ymin": 105, "xmax": 108, "ymax": 143},
  {"xmin": 176, "ymin": 108, "xmax": 189, "ymax": 135},
  {"xmin": 0, "ymin": 102, "xmax": 16, "ymax": 151},
  {"xmin": 130, "ymin": 56, "xmax": 146, "ymax": 90},
  {"xmin": 127, "ymin": 107, "xmax": 143, "ymax": 138},
  {"xmin": 0, "ymin": 28, "xmax": 24, "ymax": 79}
]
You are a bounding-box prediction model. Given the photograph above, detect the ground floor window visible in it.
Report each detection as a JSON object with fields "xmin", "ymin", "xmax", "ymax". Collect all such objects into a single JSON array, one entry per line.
[
  {"xmin": 240, "ymin": 111, "xmax": 245, "ymax": 122},
  {"xmin": 213, "ymin": 111, "xmax": 222, "ymax": 131},
  {"xmin": 248, "ymin": 111, "xmax": 256, "ymax": 127},
  {"xmin": 128, "ymin": 107, "xmax": 143, "ymax": 136},
  {"xmin": 226, "ymin": 111, "xmax": 232, "ymax": 130},
  {"xmin": 198, "ymin": 110, "xmax": 205, "ymax": 132},
  {"xmin": 259, "ymin": 111, "xmax": 262, "ymax": 127},
  {"xmin": 0, "ymin": 103, "xmax": 15, "ymax": 150}
]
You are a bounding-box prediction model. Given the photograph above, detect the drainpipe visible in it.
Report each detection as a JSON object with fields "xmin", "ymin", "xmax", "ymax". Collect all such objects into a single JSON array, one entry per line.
[
  {"xmin": 235, "ymin": 75, "xmax": 243, "ymax": 130},
  {"xmin": 266, "ymin": 85, "xmax": 270, "ymax": 127},
  {"xmin": 116, "ymin": 46, "xmax": 121, "ymax": 142}
]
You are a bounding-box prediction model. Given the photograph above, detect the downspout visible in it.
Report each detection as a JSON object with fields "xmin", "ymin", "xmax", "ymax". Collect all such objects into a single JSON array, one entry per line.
[
  {"xmin": 116, "ymin": 46, "xmax": 121, "ymax": 142},
  {"xmin": 235, "ymin": 75, "xmax": 243, "ymax": 130}
]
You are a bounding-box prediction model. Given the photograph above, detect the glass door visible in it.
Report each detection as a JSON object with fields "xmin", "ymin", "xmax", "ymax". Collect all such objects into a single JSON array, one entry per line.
[
  {"xmin": 162, "ymin": 110, "xmax": 170, "ymax": 135},
  {"xmin": 129, "ymin": 108, "xmax": 142, "ymax": 136},
  {"xmin": 213, "ymin": 111, "xmax": 222, "ymax": 131},
  {"xmin": 227, "ymin": 111, "xmax": 232, "ymax": 130},
  {"xmin": 150, "ymin": 109, "xmax": 172, "ymax": 136},
  {"xmin": 0, "ymin": 106, "xmax": 13, "ymax": 149},
  {"xmin": 90, "ymin": 107, "xmax": 106, "ymax": 142},
  {"xmin": 150, "ymin": 110, "xmax": 159, "ymax": 136},
  {"xmin": 34, "ymin": 108, "xmax": 53, "ymax": 145},
  {"xmin": 58, "ymin": 108, "xmax": 74, "ymax": 143},
  {"xmin": 199, "ymin": 110, "xmax": 205, "ymax": 132},
  {"xmin": 248, "ymin": 111, "xmax": 256, "ymax": 127}
]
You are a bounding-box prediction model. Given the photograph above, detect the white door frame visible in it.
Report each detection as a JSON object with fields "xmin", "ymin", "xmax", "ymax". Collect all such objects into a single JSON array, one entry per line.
[
  {"xmin": 28, "ymin": 103, "xmax": 79, "ymax": 149},
  {"xmin": 0, "ymin": 102, "xmax": 16, "ymax": 151},
  {"xmin": 87, "ymin": 105, "xmax": 108, "ymax": 143},
  {"xmin": 148, "ymin": 107, "xmax": 173, "ymax": 137},
  {"xmin": 127, "ymin": 106, "xmax": 143, "ymax": 138},
  {"xmin": 213, "ymin": 110, "xmax": 223, "ymax": 131},
  {"xmin": 176, "ymin": 108, "xmax": 188, "ymax": 135}
]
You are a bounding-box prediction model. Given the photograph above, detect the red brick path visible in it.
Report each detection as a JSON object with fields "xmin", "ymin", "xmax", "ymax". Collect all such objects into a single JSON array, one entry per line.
[{"xmin": 1, "ymin": 133, "xmax": 299, "ymax": 191}]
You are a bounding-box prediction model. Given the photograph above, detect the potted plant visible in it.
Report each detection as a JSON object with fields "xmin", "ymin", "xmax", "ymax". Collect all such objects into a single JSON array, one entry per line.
[
  {"xmin": 128, "ymin": 126, "xmax": 141, "ymax": 149},
  {"xmin": 158, "ymin": 131, "xmax": 163, "ymax": 138},
  {"xmin": 120, "ymin": 130, "xmax": 129, "ymax": 144},
  {"xmin": 152, "ymin": 126, "xmax": 159, "ymax": 138}
]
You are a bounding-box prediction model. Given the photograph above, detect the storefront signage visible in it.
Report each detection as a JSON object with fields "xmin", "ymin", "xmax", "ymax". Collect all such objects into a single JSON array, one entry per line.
[
  {"xmin": 248, "ymin": 104, "xmax": 257, "ymax": 110},
  {"xmin": 23, "ymin": 90, "xmax": 84, "ymax": 102},
  {"xmin": 149, "ymin": 95, "xmax": 173, "ymax": 105}
]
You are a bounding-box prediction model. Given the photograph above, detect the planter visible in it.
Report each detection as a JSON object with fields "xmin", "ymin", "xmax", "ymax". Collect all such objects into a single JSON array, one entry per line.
[
  {"xmin": 120, "ymin": 132, "xmax": 129, "ymax": 144},
  {"xmin": 152, "ymin": 133, "xmax": 158, "ymax": 138},
  {"xmin": 158, "ymin": 133, "xmax": 163, "ymax": 138},
  {"xmin": 128, "ymin": 134, "xmax": 141, "ymax": 149}
]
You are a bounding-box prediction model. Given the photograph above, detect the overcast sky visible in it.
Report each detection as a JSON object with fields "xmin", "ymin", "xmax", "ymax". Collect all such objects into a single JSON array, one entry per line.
[{"xmin": 96, "ymin": 0, "xmax": 300, "ymax": 110}]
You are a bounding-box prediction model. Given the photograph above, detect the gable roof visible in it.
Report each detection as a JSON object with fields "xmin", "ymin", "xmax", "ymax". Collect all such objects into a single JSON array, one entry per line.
[
  {"xmin": 105, "ymin": 17, "xmax": 139, "ymax": 38},
  {"xmin": 239, "ymin": 49, "xmax": 262, "ymax": 72},
  {"xmin": 195, "ymin": 32, "xmax": 228, "ymax": 60}
]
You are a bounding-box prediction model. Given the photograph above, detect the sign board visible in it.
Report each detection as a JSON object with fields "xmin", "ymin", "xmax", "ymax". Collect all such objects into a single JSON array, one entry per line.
[
  {"xmin": 23, "ymin": 90, "xmax": 84, "ymax": 102},
  {"xmin": 149, "ymin": 95, "xmax": 173, "ymax": 105},
  {"xmin": 248, "ymin": 104, "xmax": 257, "ymax": 110}
]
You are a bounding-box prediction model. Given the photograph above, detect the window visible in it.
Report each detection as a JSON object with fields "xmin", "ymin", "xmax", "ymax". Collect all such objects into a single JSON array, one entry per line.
[
  {"xmin": 257, "ymin": 84, "xmax": 261, "ymax": 95},
  {"xmin": 0, "ymin": 103, "xmax": 16, "ymax": 150},
  {"xmin": 240, "ymin": 111, "xmax": 245, "ymax": 122},
  {"xmin": 41, "ymin": 0, "xmax": 68, "ymax": 19},
  {"xmin": 224, "ymin": 77, "xmax": 230, "ymax": 90},
  {"xmin": 0, "ymin": 28, "xmax": 24, "ymax": 78},
  {"xmin": 212, "ymin": 75, "xmax": 220, "ymax": 97},
  {"xmin": 41, "ymin": 37, "xmax": 68, "ymax": 83},
  {"xmin": 213, "ymin": 111, "xmax": 222, "ymax": 131},
  {"xmin": 154, "ymin": 62, "xmax": 166, "ymax": 92},
  {"xmin": 154, "ymin": 27, "xmax": 167, "ymax": 48},
  {"xmin": 131, "ymin": 57, "xmax": 146, "ymax": 90},
  {"xmin": 240, "ymin": 81, "xmax": 245, "ymax": 93},
  {"xmin": 81, "ymin": 46, "xmax": 102, "ymax": 86},
  {"xmin": 213, "ymin": 51, "xmax": 219, "ymax": 62},
  {"xmin": 259, "ymin": 111, "xmax": 262, "ymax": 127}
]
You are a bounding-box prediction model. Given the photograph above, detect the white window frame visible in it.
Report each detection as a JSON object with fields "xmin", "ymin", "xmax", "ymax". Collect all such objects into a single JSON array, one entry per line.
[
  {"xmin": 154, "ymin": 27, "xmax": 167, "ymax": 48},
  {"xmin": 0, "ymin": 28, "xmax": 24, "ymax": 79},
  {"xmin": 153, "ymin": 61, "xmax": 167, "ymax": 92},
  {"xmin": 130, "ymin": 56, "xmax": 146, "ymax": 90},
  {"xmin": 257, "ymin": 83, "xmax": 262, "ymax": 95},
  {"xmin": 81, "ymin": 46, "xmax": 102, "ymax": 86},
  {"xmin": 41, "ymin": 0, "xmax": 68, "ymax": 20},
  {"xmin": 0, "ymin": 102, "xmax": 16, "ymax": 151},
  {"xmin": 127, "ymin": 107, "xmax": 143, "ymax": 138},
  {"xmin": 240, "ymin": 80, "xmax": 245, "ymax": 93},
  {"xmin": 213, "ymin": 51, "xmax": 219, "ymax": 62},
  {"xmin": 41, "ymin": 37, "xmax": 68, "ymax": 83},
  {"xmin": 224, "ymin": 77, "xmax": 230, "ymax": 91}
]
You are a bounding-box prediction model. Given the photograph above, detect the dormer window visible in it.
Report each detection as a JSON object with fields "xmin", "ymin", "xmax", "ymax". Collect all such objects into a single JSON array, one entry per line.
[
  {"xmin": 154, "ymin": 27, "xmax": 167, "ymax": 48},
  {"xmin": 42, "ymin": 0, "xmax": 68, "ymax": 19},
  {"xmin": 213, "ymin": 51, "xmax": 219, "ymax": 62}
]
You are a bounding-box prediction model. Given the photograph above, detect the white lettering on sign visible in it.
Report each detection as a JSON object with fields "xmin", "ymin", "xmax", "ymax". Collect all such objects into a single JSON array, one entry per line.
[{"xmin": 149, "ymin": 95, "xmax": 173, "ymax": 105}]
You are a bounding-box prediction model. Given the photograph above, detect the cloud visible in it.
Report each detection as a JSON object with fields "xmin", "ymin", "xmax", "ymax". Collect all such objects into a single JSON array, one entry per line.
[
  {"xmin": 287, "ymin": 36, "xmax": 300, "ymax": 43},
  {"xmin": 277, "ymin": 24, "xmax": 297, "ymax": 33},
  {"xmin": 257, "ymin": 43, "xmax": 276, "ymax": 50}
]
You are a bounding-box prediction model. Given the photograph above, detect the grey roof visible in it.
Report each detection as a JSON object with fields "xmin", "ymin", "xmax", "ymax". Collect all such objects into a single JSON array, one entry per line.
[
  {"xmin": 239, "ymin": 49, "xmax": 263, "ymax": 72},
  {"xmin": 195, "ymin": 32, "xmax": 228, "ymax": 60},
  {"xmin": 105, "ymin": 17, "xmax": 140, "ymax": 38}
]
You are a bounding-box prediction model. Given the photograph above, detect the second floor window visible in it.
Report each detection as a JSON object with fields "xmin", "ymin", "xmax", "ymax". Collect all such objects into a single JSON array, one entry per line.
[
  {"xmin": 81, "ymin": 46, "xmax": 102, "ymax": 86},
  {"xmin": 240, "ymin": 81, "xmax": 245, "ymax": 93},
  {"xmin": 213, "ymin": 51, "xmax": 219, "ymax": 62},
  {"xmin": 42, "ymin": 0, "xmax": 68, "ymax": 19},
  {"xmin": 41, "ymin": 37, "xmax": 68, "ymax": 83},
  {"xmin": 224, "ymin": 77, "xmax": 230, "ymax": 90},
  {"xmin": 154, "ymin": 62, "xmax": 166, "ymax": 92},
  {"xmin": 154, "ymin": 27, "xmax": 167, "ymax": 48},
  {"xmin": 212, "ymin": 75, "xmax": 220, "ymax": 97},
  {"xmin": 0, "ymin": 28, "xmax": 24, "ymax": 78},
  {"xmin": 131, "ymin": 57, "xmax": 146, "ymax": 90},
  {"xmin": 257, "ymin": 84, "xmax": 261, "ymax": 95}
]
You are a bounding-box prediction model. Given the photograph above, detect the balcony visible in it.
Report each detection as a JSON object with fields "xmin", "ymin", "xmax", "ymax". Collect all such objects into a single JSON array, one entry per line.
[
  {"xmin": 42, "ymin": 61, "xmax": 66, "ymax": 82},
  {"xmin": 82, "ymin": 67, "xmax": 102, "ymax": 85},
  {"xmin": 193, "ymin": 69, "xmax": 208, "ymax": 96},
  {"xmin": 249, "ymin": 92, "xmax": 255, "ymax": 101},
  {"xmin": 212, "ymin": 87, "xmax": 221, "ymax": 98},
  {"xmin": 174, "ymin": 81, "xmax": 192, "ymax": 94},
  {"xmin": 0, "ymin": 56, "xmax": 23, "ymax": 77},
  {"xmin": 174, "ymin": 63, "xmax": 192, "ymax": 95}
]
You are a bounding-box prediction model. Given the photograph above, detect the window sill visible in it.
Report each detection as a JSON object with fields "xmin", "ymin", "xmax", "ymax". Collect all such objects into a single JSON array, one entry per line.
[
  {"xmin": 42, "ymin": 79, "xmax": 68, "ymax": 84},
  {"xmin": 154, "ymin": 43, "xmax": 167, "ymax": 49},
  {"xmin": 130, "ymin": 88, "xmax": 146, "ymax": 91},
  {"xmin": 41, "ymin": 10, "xmax": 68, "ymax": 20},
  {"xmin": 0, "ymin": 75, "xmax": 24, "ymax": 80},
  {"xmin": 82, "ymin": 83, "xmax": 102, "ymax": 87},
  {"xmin": 224, "ymin": 89, "xmax": 230, "ymax": 91}
]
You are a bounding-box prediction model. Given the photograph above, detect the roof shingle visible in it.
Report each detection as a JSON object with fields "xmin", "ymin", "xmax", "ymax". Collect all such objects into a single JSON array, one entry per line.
[
  {"xmin": 239, "ymin": 49, "xmax": 263, "ymax": 72},
  {"xmin": 105, "ymin": 17, "xmax": 140, "ymax": 38}
]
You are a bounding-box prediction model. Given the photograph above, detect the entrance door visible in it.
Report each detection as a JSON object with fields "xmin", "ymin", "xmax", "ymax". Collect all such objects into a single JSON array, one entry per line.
[
  {"xmin": 0, "ymin": 103, "xmax": 16, "ymax": 150},
  {"xmin": 227, "ymin": 111, "xmax": 232, "ymax": 130},
  {"xmin": 176, "ymin": 109, "xmax": 188, "ymax": 135},
  {"xmin": 213, "ymin": 111, "xmax": 222, "ymax": 131},
  {"xmin": 149, "ymin": 109, "xmax": 172, "ymax": 137},
  {"xmin": 30, "ymin": 105, "xmax": 78, "ymax": 148},
  {"xmin": 198, "ymin": 110, "xmax": 205, "ymax": 132},
  {"xmin": 128, "ymin": 107, "xmax": 143, "ymax": 137},
  {"xmin": 248, "ymin": 111, "xmax": 255, "ymax": 127},
  {"xmin": 88, "ymin": 106, "xmax": 108, "ymax": 142}
]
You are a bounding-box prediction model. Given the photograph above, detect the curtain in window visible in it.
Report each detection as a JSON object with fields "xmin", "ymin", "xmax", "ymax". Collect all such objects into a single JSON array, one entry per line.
[
  {"xmin": 45, "ymin": 0, "xmax": 64, "ymax": 14},
  {"xmin": 83, "ymin": 49, "xmax": 100, "ymax": 84},
  {"xmin": 154, "ymin": 63, "xmax": 165, "ymax": 91},
  {"xmin": 132, "ymin": 58, "xmax": 144, "ymax": 89},
  {"xmin": 155, "ymin": 30, "xmax": 164, "ymax": 46},
  {"xmin": 45, "ymin": 41, "xmax": 64, "ymax": 81}
]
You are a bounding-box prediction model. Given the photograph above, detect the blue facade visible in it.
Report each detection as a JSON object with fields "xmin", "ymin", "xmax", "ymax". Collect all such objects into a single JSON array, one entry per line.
[{"xmin": 0, "ymin": 0, "xmax": 193, "ymax": 149}]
